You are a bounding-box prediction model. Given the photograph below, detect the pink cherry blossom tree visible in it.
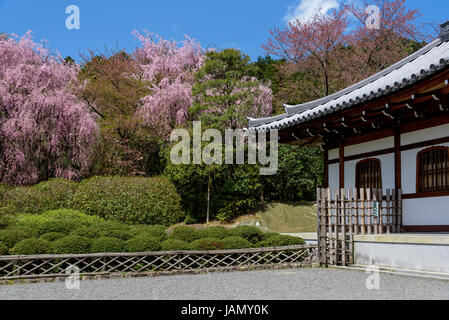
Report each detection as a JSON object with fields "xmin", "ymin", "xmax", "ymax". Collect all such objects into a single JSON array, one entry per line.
[
  {"xmin": 0, "ymin": 32, "xmax": 99, "ymax": 185},
  {"xmin": 134, "ymin": 31, "xmax": 203, "ymax": 138}
]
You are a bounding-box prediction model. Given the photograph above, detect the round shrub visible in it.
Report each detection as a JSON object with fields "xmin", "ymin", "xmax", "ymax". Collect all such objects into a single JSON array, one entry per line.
[
  {"xmin": 12, "ymin": 239, "xmax": 52, "ymax": 255},
  {"xmin": 258, "ymin": 235, "xmax": 306, "ymax": 248},
  {"xmin": 169, "ymin": 226, "xmax": 200, "ymax": 243},
  {"xmin": 100, "ymin": 229, "xmax": 132, "ymax": 241},
  {"xmin": 52, "ymin": 236, "xmax": 91, "ymax": 254},
  {"xmin": 125, "ymin": 236, "xmax": 161, "ymax": 253},
  {"xmin": 188, "ymin": 238, "xmax": 224, "ymax": 251},
  {"xmin": 222, "ymin": 237, "xmax": 253, "ymax": 250},
  {"xmin": 161, "ymin": 239, "xmax": 189, "ymax": 251},
  {"xmin": 0, "ymin": 229, "xmax": 32, "ymax": 248},
  {"xmin": 4, "ymin": 178, "xmax": 77, "ymax": 214},
  {"xmin": 129, "ymin": 225, "xmax": 168, "ymax": 241},
  {"xmin": 71, "ymin": 226, "xmax": 103, "ymax": 239},
  {"xmin": 198, "ymin": 226, "xmax": 228, "ymax": 239},
  {"xmin": 227, "ymin": 226, "xmax": 264, "ymax": 244},
  {"xmin": 0, "ymin": 242, "xmax": 8, "ymax": 255},
  {"xmin": 33, "ymin": 220, "xmax": 80, "ymax": 238},
  {"xmin": 39, "ymin": 232, "xmax": 66, "ymax": 242},
  {"xmin": 71, "ymin": 176, "xmax": 184, "ymax": 225},
  {"xmin": 91, "ymin": 237, "xmax": 126, "ymax": 253},
  {"xmin": 7, "ymin": 226, "xmax": 33, "ymax": 238}
]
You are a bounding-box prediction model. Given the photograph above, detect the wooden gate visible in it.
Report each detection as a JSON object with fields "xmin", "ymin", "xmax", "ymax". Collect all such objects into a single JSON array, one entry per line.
[{"xmin": 316, "ymin": 188, "xmax": 402, "ymax": 267}]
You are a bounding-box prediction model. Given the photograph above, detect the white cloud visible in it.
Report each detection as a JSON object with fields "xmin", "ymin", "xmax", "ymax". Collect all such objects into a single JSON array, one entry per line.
[{"xmin": 284, "ymin": 0, "xmax": 340, "ymax": 24}]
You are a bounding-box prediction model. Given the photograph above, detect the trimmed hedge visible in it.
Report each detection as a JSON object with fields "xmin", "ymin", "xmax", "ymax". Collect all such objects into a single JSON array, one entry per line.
[
  {"xmin": 15, "ymin": 210, "xmax": 103, "ymax": 229},
  {"xmin": 3, "ymin": 178, "xmax": 77, "ymax": 214},
  {"xmin": 39, "ymin": 232, "xmax": 66, "ymax": 242},
  {"xmin": 33, "ymin": 220, "xmax": 80, "ymax": 238},
  {"xmin": 12, "ymin": 239, "xmax": 52, "ymax": 255},
  {"xmin": 161, "ymin": 239, "xmax": 189, "ymax": 251},
  {"xmin": 222, "ymin": 236, "xmax": 253, "ymax": 250},
  {"xmin": 227, "ymin": 226, "xmax": 264, "ymax": 244},
  {"xmin": 257, "ymin": 235, "xmax": 306, "ymax": 247},
  {"xmin": 91, "ymin": 237, "xmax": 126, "ymax": 253},
  {"xmin": 0, "ymin": 229, "xmax": 32, "ymax": 248},
  {"xmin": 125, "ymin": 236, "xmax": 161, "ymax": 253},
  {"xmin": 51, "ymin": 236, "xmax": 91, "ymax": 254},
  {"xmin": 71, "ymin": 176, "xmax": 184, "ymax": 225},
  {"xmin": 198, "ymin": 226, "xmax": 228, "ymax": 239},
  {"xmin": 129, "ymin": 225, "xmax": 168, "ymax": 241},
  {"xmin": 0, "ymin": 242, "xmax": 8, "ymax": 255},
  {"xmin": 188, "ymin": 238, "xmax": 224, "ymax": 251},
  {"xmin": 169, "ymin": 226, "xmax": 200, "ymax": 243}
]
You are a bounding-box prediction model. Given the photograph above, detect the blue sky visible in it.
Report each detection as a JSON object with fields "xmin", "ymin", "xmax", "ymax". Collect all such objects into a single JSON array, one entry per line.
[{"xmin": 0, "ymin": 0, "xmax": 448, "ymax": 62}]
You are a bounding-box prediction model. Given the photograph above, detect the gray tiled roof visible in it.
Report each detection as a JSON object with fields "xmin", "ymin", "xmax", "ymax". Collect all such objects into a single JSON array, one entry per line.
[{"xmin": 248, "ymin": 36, "xmax": 449, "ymax": 131}]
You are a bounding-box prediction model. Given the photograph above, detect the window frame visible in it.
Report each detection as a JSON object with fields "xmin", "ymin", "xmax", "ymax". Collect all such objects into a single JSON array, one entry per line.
[
  {"xmin": 355, "ymin": 158, "xmax": 383, "ymax": 190},
  {"xmin": 416, "ymin": 146, "xmax": 449, "ymax": 193}
]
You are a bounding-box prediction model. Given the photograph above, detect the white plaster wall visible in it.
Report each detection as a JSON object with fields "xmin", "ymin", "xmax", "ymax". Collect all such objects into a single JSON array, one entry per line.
[
  {"xmin": 401, "ymin": 123, "xmax": 449, "ymax": 145},
  {"xmin": 354, "ymin": 241, "xmax": 449, "ymax": 274},
  {"xmin": 403, "ymin": 197, "xmax": 449, "ymax": 226},
  {"xmin": 344, "ymin": 136, "xmax": 394, "ymax": 157},
  {"xmin": 329, "ymin": 148, "xmax": 339, "ymax": 161},
  {"xmin": 328, "ymin": 163, "xmax": 339, "ymax": 190}
]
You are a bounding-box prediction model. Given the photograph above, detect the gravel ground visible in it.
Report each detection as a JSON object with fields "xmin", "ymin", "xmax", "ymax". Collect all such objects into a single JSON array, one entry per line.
[{"xmin": 1, "ymin": 268, "xmax": 449, "ymax": 300}]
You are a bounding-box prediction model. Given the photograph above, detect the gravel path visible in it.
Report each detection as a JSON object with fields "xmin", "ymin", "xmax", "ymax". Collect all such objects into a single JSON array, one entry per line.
[{"xmin": 1, "ymin": 268, "xmax": 449, "ymax": 300}]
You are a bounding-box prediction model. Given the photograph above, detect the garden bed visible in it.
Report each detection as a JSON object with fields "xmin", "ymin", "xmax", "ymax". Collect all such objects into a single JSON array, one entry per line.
[{"xmin": 0, "ymin": 245, "xmax": 318, "ymax": 282}]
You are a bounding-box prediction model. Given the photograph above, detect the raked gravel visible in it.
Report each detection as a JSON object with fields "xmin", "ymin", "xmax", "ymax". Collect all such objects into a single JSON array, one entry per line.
[{"xmin": 1, "ymin": 268, "xmax": 449, "ymax": 300}]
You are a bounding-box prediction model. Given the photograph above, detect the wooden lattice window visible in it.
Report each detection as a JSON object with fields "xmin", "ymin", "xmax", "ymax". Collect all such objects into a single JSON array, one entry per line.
[
  {"xmin": 356, "ymin": 158, "xmax": 382, "ymax": 189},
  {"xmin": 417, "ymin": 146, "xmax": 449, "ymax": 193}
]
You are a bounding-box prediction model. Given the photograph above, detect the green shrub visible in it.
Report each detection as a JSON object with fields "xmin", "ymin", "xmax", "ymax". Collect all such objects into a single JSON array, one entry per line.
[
  {"xmin": 227, "ymin": 226, "xmax": 264, "ymax": 244},
  {"xmin": 198, "ymin": 226, "xmax": 228, "ymax": 239},
  {"xmin": 257, "ymin": 235, "xmax": 305, "ymax": 248},
  {"xmin": 0, "ymin": 229, "xmax": 32, "ymax": 248},
  {"xmin": 91, "ymin": 237, "xmax": 126, "ymax": 253},
  {"xmin": 71, "ymin": 221, "xmax": 132, "ymax": 240},
  {"xmin": 125, "ymin": 236, "xmax": 161, "ymax": 253},
  {"xmin": 12, "ymin": 239, "xmax": 52, "ymax": 255},
  {"xmin": 52, "ymin": 236, "xmax": 91, "ymax": 254},
  {"xmin": 161, "ymin": 239, "xmax": 189, "ymax": 251},
  {"xmin": 169, "ymin": 226, "xmax": 200, "ymax": 243},
  {"xmin": 16, "ymin": 210, "xmax": 103, "ymax": 228},
  {"xmin": 0, "ymin": 242, "xmax": 8, "ymax": 255},
  {"xmin": 188, "ymin": 238, "xmax": 224, "ymax": 251},
  {"xmin": 71, "ymin": 176, "xmax": 184, "ymax": 225},
  {"xmin": 4, "ymin": 178, "xmax": 77, "ymax": 214},
  {"xmin": 222, "ymin": 236, "xmax": 253, "ymax": 250},
  {"xmin": 7, "ymin": 226, "xmax": 33, "ymax": 238},
  {"xmin": 33, "ymin": 220, "xmax": 80, "ymax": 238},
  {"xmin": 39, "ymin": 232, "xmax": 66, "ymax": 242},
  {"xmin": 129, "ymin": 225, "xmax": 168, "ymax": 241},
  {"xmin": 71, "ymin": 227, "xmax": 103, "ymax": 239}
]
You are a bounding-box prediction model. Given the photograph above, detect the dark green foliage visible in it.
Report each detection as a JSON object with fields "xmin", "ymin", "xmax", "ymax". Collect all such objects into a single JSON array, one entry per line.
[
  {"xmin": 51, "ymin": 236, "xmax": 91, "ymax": 254},
  {"xmin": 33, "ymin": 220, "xmax": 79, "ymax": 238},
  {"xmin": 71, "ymin": 176, "xmax": 184, "ymax": 225},
  {"xmin": 198, "ymin": 226, "xmax": 228, "ymax": 239},
  {"xmin": 221, "ymin": 236, "xmax": 253, "ymax": 250},
  {"xmin": 7, "ymin": 226, "xmax": 33, "ymax": 238},
  {"xmin": 91, "ymin": 237, "xmax": 126, "ymax": 253},
  {"xmin": 188, "ymin": 238, "xmax": 224, "ymax": 251},
  {"xmin": 169, "ymin": 226, "xmax": 200, "ymax": 243},
  {"xmin": 39, "ymin": 232, "xmax": 66, "ymax": 242},
  {"xmin": 2, "ymin": 178, "xmax": 77, "ymax": 214},
  {"xmin": 71, "ymin": 221, "xmax": 131, "ymax": 240},
  {"xmin": 12, "ymin": 239, "xmax": 52, "ymax": 255},
  {"xmin": 227, "ymin": 226, "xmax": 264, "ymax": 244},
  {"xmin": 257, "ymin": 235, "xmax": 305, "ymax": 247},
  {"xmin": 261, "ymin": 145, "xmax": 323, "ymax": 202},
  {"xmin": 129, "ymin": 225, "xmax": 167, "ymax": 241},
  {"xmin": 161, "ymin": 239, "xmax": 189, "ymax": 251},
  {"xmin": 125, "ymin": 236, "xmax": 161, "ymax": 253},
  {"xmin": 0, "ymin": 242, "xmax": 8, "ymax": 255},
  {"xmin": 0, "ymin": 229, "xmax": 32, "ymax": 248}
]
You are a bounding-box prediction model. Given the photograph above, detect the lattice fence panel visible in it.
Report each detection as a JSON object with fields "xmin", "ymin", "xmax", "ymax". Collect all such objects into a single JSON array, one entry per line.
[{"xmin": 0, "ymin": 245, "xmax": 318, "ymax": 281}]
